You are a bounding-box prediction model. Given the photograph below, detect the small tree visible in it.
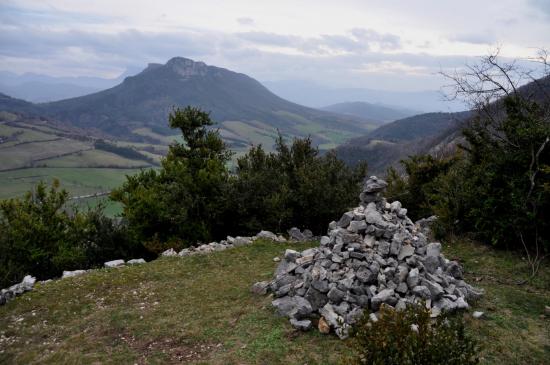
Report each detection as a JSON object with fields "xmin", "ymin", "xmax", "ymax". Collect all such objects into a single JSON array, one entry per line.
[
  {"xmin": 223, "ymin": 135, "xmax": 367, "ymax": 235},
  {"xmin": 0, "ymin": 180, "xmax": 140, "ymax": 287},
  {"xmin": 440, "ymin": 49, "xmax": 550, "ymax": 273},
  {"xmin": 111, "ymin": 107, "xmax": 231, "ymax": 246}
]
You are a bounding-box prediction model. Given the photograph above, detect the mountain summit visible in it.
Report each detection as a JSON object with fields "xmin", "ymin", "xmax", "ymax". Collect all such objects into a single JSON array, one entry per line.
[{"xmin": 37, "ymin": 57, "xmax": 374, "ymax": 149}]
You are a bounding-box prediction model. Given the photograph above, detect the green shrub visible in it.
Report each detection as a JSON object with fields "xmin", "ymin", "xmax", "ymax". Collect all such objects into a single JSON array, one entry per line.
[
  {"xmin": 111, "ymin": 106, "xmax": 231, "ymax": 246},
  {"xmin": 344, "ymin": 305, "xmax": 479, "ymax": 365},
  {"xmin": 94, "ymin": 139, "xmax": 155, "ymax": 163},
  {"xmin": 223, "ymin": 135, "xmax": 367, "ymax": 235},
  {"xmin": 112, "ymin": 107, "xmax": 368, "ymax": 244},
  {"xmin": 385, "ymin": 155, "xmax": 457, "ymax": 221},
  {"xmin": 0, "ymin": 180, "xmax": 144, "ymax": 287},
  {"xmin": 385, "ymin": 94, "xmax": 550, "ymax": 252}
]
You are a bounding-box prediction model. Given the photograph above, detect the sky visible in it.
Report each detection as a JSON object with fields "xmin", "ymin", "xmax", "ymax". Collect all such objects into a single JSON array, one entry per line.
[{"xmin": 0, "ymin": 0, "xmax": 549, "ymax": 91}]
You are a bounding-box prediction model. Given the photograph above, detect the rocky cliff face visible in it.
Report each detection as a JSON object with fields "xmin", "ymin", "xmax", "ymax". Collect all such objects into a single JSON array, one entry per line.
[{"xmin": 165, "ymin": 57, "xmax": 209, "ymax": 78}]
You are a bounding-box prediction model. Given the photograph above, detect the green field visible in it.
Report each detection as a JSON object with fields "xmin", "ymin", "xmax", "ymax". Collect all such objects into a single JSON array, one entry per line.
[
  {"xmin": 0, "ymin": 120, "xmax": 161, "ymax": 212},
  {"xmin": 0, "ymin": 238, "xmax": 547, "ymax": 364},
  {"xmin": 0, "ymin": 167, "xmax": 146, "ymax": 199},
  {"xmin": 39, "ymin": 149, "xmax": 153, "ymax": 168}
]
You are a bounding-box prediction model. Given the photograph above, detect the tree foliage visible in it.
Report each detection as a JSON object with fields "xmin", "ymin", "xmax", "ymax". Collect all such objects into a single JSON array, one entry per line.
[
  {"xmin": 111, "ymin": 107, "xmax": 231, "ymax": 247},
  {"xmin": 0, "ymin": 180, "xmax": 142, "ymax": 287},
  {"xmin": 112, "ymin": 107, "xmax": 368, "ymax": 245},
  {"xmin": 387, "ymin": 51, "xmax": 550, "ymax": 257},
  {"xmin": 224, "ymin": 136, "xmax": 367, "ymax": 235}
]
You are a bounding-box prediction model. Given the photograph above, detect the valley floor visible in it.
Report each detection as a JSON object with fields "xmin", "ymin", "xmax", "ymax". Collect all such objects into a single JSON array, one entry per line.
[{"xmin": 0, "ymin": 239, "xmax": 548, "ymax": 364}]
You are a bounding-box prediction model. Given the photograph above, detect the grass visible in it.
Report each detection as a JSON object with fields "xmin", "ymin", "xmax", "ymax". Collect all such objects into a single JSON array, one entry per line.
[
  {"xmin": 443, "ymin": 238, "xmax": 550, "ymax": 364},
  {"xmin": 0, "ymin": 138, "xmax": 91, "ymax": 170},
  {"xmin": 222, "ymin": 120, "xmax": 279, "ymax": 150},
  {"xmin": 132, "ymin": 128, "xmax": 182, "ymax": 145},
  {"xmin": 40, "ymin": 149, "xmax": 154, "ymax": 168},
  {"xmin": 0, "ymin": 238, "xmax": 548, "ymax": 364},
  {"xmin": 0, "ymin": 167, "xmax": 147, "ymax": 199},
  {"xmin": 69, "ymin": 196, "xmax": 124, "ymax": 217},
  {"xmin": 0, "ymin": 240, "xmax": 343, "ymax": 364}
]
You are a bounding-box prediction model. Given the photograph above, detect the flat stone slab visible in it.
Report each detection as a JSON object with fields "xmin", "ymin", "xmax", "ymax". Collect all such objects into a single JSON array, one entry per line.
[{"xmin": 104, "ymin": 259, "xmax": 125, "ymax": 268}]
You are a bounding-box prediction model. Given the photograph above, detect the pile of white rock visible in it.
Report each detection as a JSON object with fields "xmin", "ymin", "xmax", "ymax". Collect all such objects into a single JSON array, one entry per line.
[
  {"xmin": 0, "ymin": 258, "xmax": 147, "ymax": 306},
  {"xmin": 0, "ymin": 275, "xmax": 36, "ymax": 305},
  {"xmin": 0, "ymin": 229, "xmax": 310, "ymax": 307},
  {"xmin": 253, "ymin": 176, "xmax": 483, "ymax": 338},
  {"xmin": 161, "ymin": 230, "xmax": 288, "ymax": 257}
]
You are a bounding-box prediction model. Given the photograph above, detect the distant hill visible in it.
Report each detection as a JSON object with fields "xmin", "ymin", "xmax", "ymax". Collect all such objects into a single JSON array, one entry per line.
[
  {"xmin": 335, "ymin": 75, "xmax": 550, "ymax": 174},
  {"xmin": 263, "ymin": 79, "xmax": 467, "ymax": 112},
  {"xmin": 0, "ymin": 82, "xmax": 100, "ymax": 103},
  {"xmin": 0, "ymin": 92, "xmax": 38, "ymax": 115},
  {"xmin": 321, "ymin": 101, "xmax": 419, "ymax": 125},
  {"xmin": 366, "ymin": 111, "xmax": 472, "ymax": 142},
  {"xmin": 0, "ymin": 70, "xmax": 129, "ymax": 102},
  {"xmin": 28, "ymin": 58, "xmax": 374, "ymax": 150},
  {"xmin": 335, "ymin": 111, "xmax": 473, "ymax": 173}
]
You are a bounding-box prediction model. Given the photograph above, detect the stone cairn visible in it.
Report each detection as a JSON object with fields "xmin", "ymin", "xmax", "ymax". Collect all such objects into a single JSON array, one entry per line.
[{"xmin": 253, "ymin": 176, "xmax": 483, "ymax": 338}]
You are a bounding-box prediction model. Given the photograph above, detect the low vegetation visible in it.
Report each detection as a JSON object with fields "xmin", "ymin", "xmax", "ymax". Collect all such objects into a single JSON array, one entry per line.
[
  {"xmin": 0, "ymin": 238, "xmax": 548, "ymax": 364},
  {"xmin": 112, "ymin": 106, "xmax": 367, "ymax": 249},
  {"xmin": 344, "ymin": 305, "xmax": 479, "ymax": 365},
  {"xmin": 387, "ymin": 54, "xmax": 549, "ymax": 262},
  {"xmin": 0, "ymin": 52, "xmax": 548, "ymax": 365},
  {"xmin": 0, "ymin": 180, "xmax": 147, "ymax": 287}
]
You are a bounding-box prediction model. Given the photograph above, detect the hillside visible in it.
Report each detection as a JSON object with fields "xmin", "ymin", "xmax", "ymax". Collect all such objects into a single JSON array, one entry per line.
[
  {"xmin": 0, "ymin": 82, "xmax": 100, "ymax": 103},
  {"xmin": 321, "ymin": 101, "xmax": 419, "ymax": 125},
  {"xmin": 335, "ymin": 111, "xmax": 471, "ymax": 173},
  {"xmin": 0, "ymin": 238, "xmax": 548, "ymax": 364},
  {"xmin": 365, "ymin": 111, "xmax": 471, "ymax": 142},
  {"xmin": 0, "ymin": 93, "xmax": 38, "ymax": 115},
  {"xmin": 335, "ymin": 75, "xmax": 550, "ymax": 174},
  {"xmin": 35, "ymin": 58, "xmax": 375, "ymax": 151},
  {"xmin": 0, "ymin": 111, "xmax": 162, "ymax": 213}
]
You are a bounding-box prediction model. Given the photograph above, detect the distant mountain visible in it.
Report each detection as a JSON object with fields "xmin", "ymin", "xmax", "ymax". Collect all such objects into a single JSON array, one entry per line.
[
  {"xmin": 263, "ymin": 79, "xmax": 467, "ymax": 112},
  {"xmin": 366, "ymin": 111, "xmax": 472, "ymax": 142},
  {"xmin": 31, "ymin": 58, "xmax": 373, "ymax": 150},
  {"xmin": 321, "ymin": 101, "xmax": 419, "ymax": 125},
  {"xmin": 0, "ymin": 82, "xmax": 100, "ymax": 103},
  {"xmin": 0, "ymin": 70, "xmax": 132, "ymax": 102}
]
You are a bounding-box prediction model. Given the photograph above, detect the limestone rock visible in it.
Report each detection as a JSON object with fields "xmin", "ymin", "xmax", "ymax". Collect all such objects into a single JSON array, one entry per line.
[
  {"xmin": 272, "ymin": 296, "xmax": 313, "ymax": 319},
  {"xmin": 251, "ymin": 281, "xmax": 269, "ymax": 295},
  {"xmin": 161, "ymin": 248, "xmax": 177, "ymax": 257},
  {"xmin": 127, "ymin": 259, "xmax": 146, "ymax": 265},
  {"xmin": 290, "ymin": 318, "xmax": 312, "ymax": 331},
  {"xmin": 104, "ymin": 259, "xmax": 125, "ymax": 268},
  {"xmin": 62, "ymin": 270, "xmax": 87, "ymax": 279}
]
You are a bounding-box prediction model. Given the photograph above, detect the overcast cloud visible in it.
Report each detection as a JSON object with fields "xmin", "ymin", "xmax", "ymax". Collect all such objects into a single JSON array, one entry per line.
[{"xmin": 0, "ymin": 0, "xmax": 548, "ymax": 91}]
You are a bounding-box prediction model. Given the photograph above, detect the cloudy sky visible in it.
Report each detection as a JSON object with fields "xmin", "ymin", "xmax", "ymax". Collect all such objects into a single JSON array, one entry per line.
[{"xmin": 1, "ymin": 0, "xmax": 549, "ymax": 91}]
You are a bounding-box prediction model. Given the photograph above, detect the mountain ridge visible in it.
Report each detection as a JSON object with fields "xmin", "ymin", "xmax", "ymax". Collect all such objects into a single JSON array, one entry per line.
[{"xmin": 17, "ymin": 57, "xmax": 376, "ymax": 149}]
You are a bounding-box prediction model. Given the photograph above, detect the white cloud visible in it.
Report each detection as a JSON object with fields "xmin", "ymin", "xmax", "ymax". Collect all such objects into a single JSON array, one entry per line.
[{"xmin": 0, "ymin": 0, "xmax": 548, "ymax": 90}]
